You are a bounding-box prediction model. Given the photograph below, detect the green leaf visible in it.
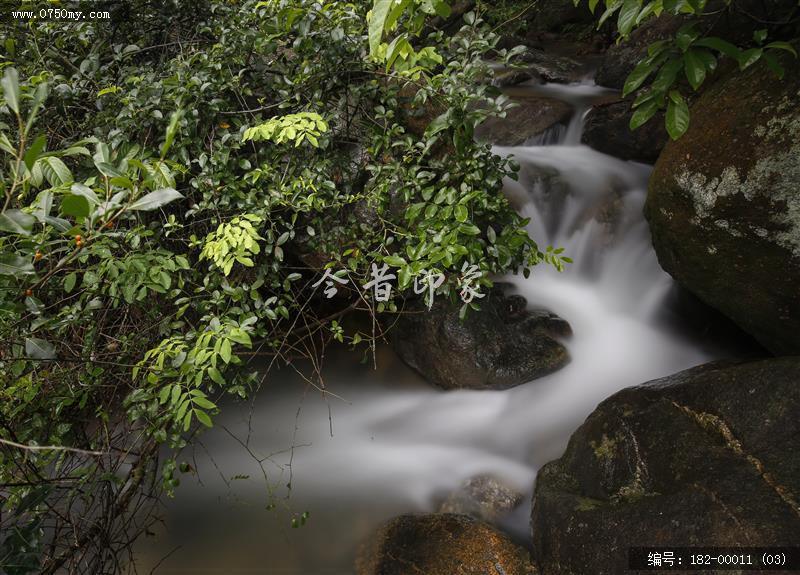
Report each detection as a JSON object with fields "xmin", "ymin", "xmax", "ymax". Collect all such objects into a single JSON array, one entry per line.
[
  {"xmin": 762, "ymin": 52, "xmax": 785, "ymax": 79},
  {"xmin": 219, "ymin": 338, "xmax": 232, "ymax": 363},
  {"xmin": 694, "ymin": 37, "xmax": 740, "ymax": 60},
  {"xmin": 737, "ymin": 48, "xmax": 763, "ymax": 70},
  {"xmin": 617, "ymin": 0, "xmax": 641, "ymax": 37},
  {"xmin": 63, "ymin": 272, "xmax": 77, "ymax": 293},
  {"xmin": 35, "ymin": 190, "xmax": 53, "ymax": 221},
  {"xmin": 70, "ymin": 183, "xmax": 101, "ymax": 206},
  {"xmin": 454, "ymin": 204, "xmax": 468, "ymax": 223},
  {"xmin": 61, "ymin": 194, "xmax": 91, "ymax": 218},
  {"xmin": 384, "ymin": 255, "xmax": 406, "ymax": 267},
  {"xmin": 753, "ymin": 29, "xmax": 768, "ymax": 44},
  {"xmin": 765, "ymin": 41, "xmax": 798, "ymax": 57},
  {"xmin": 651, "ymin": 57, "xmax": 684, "ymax": 92},
  {"xmin": 1, "ymin": 68, "xmax": 20, "ymax": 114},
  {"xmin": 24, "ymin": 134, "xmax": 47, "ymax": 171},
  {"xmin": 623, "ymin": 59, "xmax": 657, "ymax": 97},
  {"xmin": 25, "ymin": 338, "xmax": 56, "ymax": 360},
  {"xmin": 675, "ymin": 24, "xmax": 700, "ymax": 52},
  {"xmin": 194, "ymin": 409, "xmax": 213, "ymax": 427},
  {"xmin": 0, "ymin": 254, "xmax": 35, "ymax": 276},
  {"xmin": 96, "ymin": 162, "xmax": 125, "ymax": 178},
  {"xmin": 208, "ymin": 366, "xmax": 226, "ymax": 386},
  {"xmin": 0, "ymin": 209, "xmax": 36, "ymax": 235},
  {"xmin": 629, "ymin": 98, "xmax": 661, "ymax": 130},
  {"xmin": 666, "ymin": 91, "xmax": 690, "ymax": 140},
  {"xmin": 684, "ymin": 49, "xmax": 706, "ymax": 90},
  {"xmin": 0, "ymin": 132, "xmax": 14, "ymax": 154},
  {"xmin": 598, "ymin": 0, "xmax": 623, "ymax": 27},
  {"xmin": 161, "ymin": 109, "xmax": 184, "ymax": 159},
  {"xmin": 192, "ymin": 396, "xmax": 216, "ymax": 410},
  {"xmin": 40, "ymin": 157, "xmax": 73, "ymax": 186},
  {"xmin": 369, "ymin": 0, "xmax": 393, "ymax": 57},
  {"xmin": 128, "ymin": 188, "xmax": 183, "ymax": 211}
]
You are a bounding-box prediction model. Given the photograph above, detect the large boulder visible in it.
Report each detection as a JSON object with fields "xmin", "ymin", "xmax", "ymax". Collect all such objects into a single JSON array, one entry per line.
[
  {"xmin": 392, "ymin": 289, "xmax": 572, "ymax": 390},
  {"xmin": 645, "ymin": 49, "xmax": 800, "ymax": 354},
  {"xmin": 475, "ymin": 95, "xmax": 573, "ymax": 146},
  {"xmin": 356, "ymin": 513, "xmax": 537, "ymax": 575},
  {"xmin": 582, "ymin": 98, "xmax": 667, "ymax": 164},
  {"xmin": 532, "ymin": 358, "xmax": 800, "ymax": 575}
]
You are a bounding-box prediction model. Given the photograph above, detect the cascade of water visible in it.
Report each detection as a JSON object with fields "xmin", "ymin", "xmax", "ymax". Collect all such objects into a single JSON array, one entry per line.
[{"xmin": 138, "ymin": 82, "xmax": 721, "ymax": 575}]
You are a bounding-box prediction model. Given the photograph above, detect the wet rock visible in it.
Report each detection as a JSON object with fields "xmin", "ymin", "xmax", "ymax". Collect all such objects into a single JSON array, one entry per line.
[
  {"xmin": 582, "ymin": 98, "xmax": 668, "ymax": 164},
  {"xmin": 524, "ymin": 0, "xmax": 596, "ymax": 35},
  {"xmin": 492, "ymin": 67, "xmax": 535, "ymax": 88},
  {"xmin": 595, "ymin": 14, "xmax": 686, "ymax": 89},
  {"xmin": 438, "ymin": 476, "xmax": 524, "ymax": 522},
  {"xmin": 532, "ymin": 358, "xmax": 800, "ymax": 575},
  {"xmin": 475, "ymin": 96, "xmax": 572, "ymax": 147},
  {"xmin": 392, "ymin": 289, "xmax": 571, "ymax": 390},
  {"xmin": 646, "ymin": 47, "xmax": 800, "ymax": 354},
  {"xmin": 356, "ymin": 513, "xmax": 538, "ymax": 575},
  {"xmin": 520, "ymin": 49, "xmax": 588, "ymax": 84}
]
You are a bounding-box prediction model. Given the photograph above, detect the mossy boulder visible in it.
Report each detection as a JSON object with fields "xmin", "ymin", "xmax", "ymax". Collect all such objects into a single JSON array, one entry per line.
[
  {"xmin": 645, "ymin": 48, "xmax": 800, "ymax": 354},
  {"xmin": 356, "ymin": 513, "xmax": 538, "ymax": 575},
  {"xmin": 392, "ymin": 289, "xmax": 571, "ymax": 390},
  {"xmin": 531, "ymin": 358, "xmax": 800, "ymax": 575}
]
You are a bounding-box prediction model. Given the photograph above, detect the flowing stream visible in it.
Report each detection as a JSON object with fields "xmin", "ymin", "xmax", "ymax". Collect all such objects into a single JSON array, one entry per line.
[{"xmin": 138, "ymin": 81, "xmax": 730, "ymax": 574}]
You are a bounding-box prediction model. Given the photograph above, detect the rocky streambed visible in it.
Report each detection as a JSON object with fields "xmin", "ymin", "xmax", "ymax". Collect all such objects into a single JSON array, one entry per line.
[{"xmin": 138, "ymin": 6, "xmax": 800, "ymax": 574}]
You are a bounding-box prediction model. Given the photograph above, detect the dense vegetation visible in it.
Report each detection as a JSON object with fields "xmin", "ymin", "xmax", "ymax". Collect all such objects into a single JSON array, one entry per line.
[{"xmin": 0, "ymin": 0, "xmax": 794, "ymax": 573}]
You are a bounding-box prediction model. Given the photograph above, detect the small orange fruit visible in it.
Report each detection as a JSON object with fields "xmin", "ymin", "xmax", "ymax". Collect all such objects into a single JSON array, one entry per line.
[
  {"xmin": 25, "ymin": 289, "xmax": 32, "ymax": 297},
  {"xmin": 34, "ymin": 251, "xmax": 42, "ymax": 261}
]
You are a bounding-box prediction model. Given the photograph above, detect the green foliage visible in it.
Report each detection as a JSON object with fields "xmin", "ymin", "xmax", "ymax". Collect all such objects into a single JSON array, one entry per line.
[
  {"xmin": 199, "ymin": 214, "xmax": 264, "ymax": 275},
  {"xmin": 575, "ymin": 0, "xmax": 798, "ymax": 138},
  {"xmin": 243, "ymin": 112, "xmax": 329, "ymax": 147},
  {"xmin": 0, "ymin": 1, "xmax": 561, "ymax": 571},
  {"xmin": 368, "ymin": 0, "xmax": 451, "ymax": 72}
]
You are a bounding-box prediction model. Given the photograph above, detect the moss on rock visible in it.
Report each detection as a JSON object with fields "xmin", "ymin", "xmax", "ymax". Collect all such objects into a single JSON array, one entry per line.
[{"xmin": 645, "ymin": 46, "xmax": 800, "ymax": 354}]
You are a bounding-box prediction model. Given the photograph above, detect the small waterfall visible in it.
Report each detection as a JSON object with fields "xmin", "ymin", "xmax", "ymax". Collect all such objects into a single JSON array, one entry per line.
[{"xmin": 137, "ymin": 83, "xmax": 725, "ymax": 574}]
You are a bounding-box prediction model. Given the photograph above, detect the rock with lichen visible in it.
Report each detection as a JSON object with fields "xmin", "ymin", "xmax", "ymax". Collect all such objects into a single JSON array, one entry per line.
[
  {"xmin": 531, "ymin": 358, "xmax": 800, "ymax": 575},
  {"xmin": 438, "ymin": 475, "xmax": 524, "ymax": 522},
  {"xmin": 356, "ymin": 513, "xmax": 538, "ymax": 575},
  {"xmin": 645, "ymin": 45, "xmax": 800, "ymax": 354}
]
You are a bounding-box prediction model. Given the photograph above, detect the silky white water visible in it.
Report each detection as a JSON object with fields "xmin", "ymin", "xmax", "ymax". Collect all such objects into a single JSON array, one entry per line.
[{"xmin": 138, "ymin": 83, "xmax": 722, "ymax": 574}]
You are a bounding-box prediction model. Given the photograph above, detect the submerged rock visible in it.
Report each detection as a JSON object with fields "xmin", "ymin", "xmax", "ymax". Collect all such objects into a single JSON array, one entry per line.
[
  {"xmin": 438, "ymin": 475, "xmax": 524, "ymax": 522},
  {"xmin": 582, "ymin": 98, "xmax": 667, "ymax": 164},
  {"xmin": 646, "ymin": 48, "xmax": 800, "ymax": 354},
  {"xmin": 356, "ymin": 513, "xmax": 537, "ymax": 575},
  {"xmin": 532, "ymin": 358, "xmax": 800, "ymax": 575},
  {"xmin": 475, "ymin": 95, "xmax": 572, "ymax": 146},
  {"xmin": 392, "ymin": 289, "xmax": 571, "ymax": 390}
]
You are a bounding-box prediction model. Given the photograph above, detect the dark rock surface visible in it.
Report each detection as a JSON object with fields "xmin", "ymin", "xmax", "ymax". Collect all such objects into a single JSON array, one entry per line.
[
  {"xmin": 356, "ymin": 513, "xmax": 538, "ymax": 575},
  {"xmin": 595, "ymin": 14, "xmax": 686, "ymax": 89},
  {"xmin": 582, "ymin": 98, "xmax": 668, "ymax": 164},
  {"xmin": 532, "ymin": 358, "xmax": 800, "ymax": 575},
  {"xmin": 645, "ymin": 48, "xmax": 800, "ymax": 354},
  {"xmin": 392, "ymin": 289, "xmax": 572, "ymax": 390},
  {"xmin": 476, "ymin": 95, "xmax": 573, "ymax": 146}
]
